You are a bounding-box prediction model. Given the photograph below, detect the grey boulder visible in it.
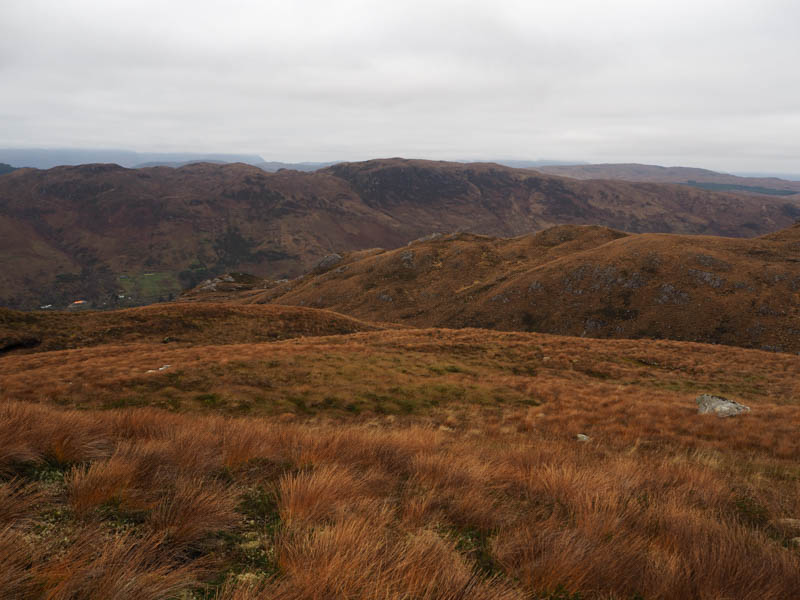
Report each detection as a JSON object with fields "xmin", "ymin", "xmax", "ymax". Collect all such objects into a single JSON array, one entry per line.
[
  {"xmin": 313, "ymin": 253, "xmax": 343, "ymax": 272},
  {"xmin": 695, "ymin": 394, "xmax": 750, "ymax": 418}
]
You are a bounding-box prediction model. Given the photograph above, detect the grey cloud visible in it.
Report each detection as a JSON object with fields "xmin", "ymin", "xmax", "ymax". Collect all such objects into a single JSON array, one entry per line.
[{"xmin": 1, "ymin": 0, "xmax": 798, "ymax": 172}]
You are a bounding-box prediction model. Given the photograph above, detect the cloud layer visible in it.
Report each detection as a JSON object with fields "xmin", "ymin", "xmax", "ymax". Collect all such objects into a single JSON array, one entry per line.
[{"xmin": 1, "ymin": 0, "xmax": 798, "ymax": 171}]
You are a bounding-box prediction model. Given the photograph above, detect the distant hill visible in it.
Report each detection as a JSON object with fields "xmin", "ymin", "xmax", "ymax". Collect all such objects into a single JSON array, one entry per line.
[
  {"xmin": 0, "ymin": 147, "xmax": 340, "ymax": 173},
  {"xmin": 491, "ymin": 159, "xmax": 589, "ymax": 169},
  {"xmin": 1, "ymin": 158, "xmax": 799, "ymax": 310},
  {"xmin": 255, "ymin": 161, "xmax": 338, "ymax": 172},
  {"xmin": 0, "ymin": 163, "xmax": 15, "ymax": 176},
  {"xmin": 0, "ymin": 148, "xmax": 265, "ymax": 169},
  {"xmin": 132, "ymin": 160, "xmax": 336, "ymax": 172},
  {"xmin": 182, "ymin": 223, "xmax": 800, "ymax": 353},
  {"xmin": 133, "ymin": 159, "xmax": 231, "ymax": 168},
  {"xmin": 536, "ymin": 163, "xmax": 800, "ymax": 196}
]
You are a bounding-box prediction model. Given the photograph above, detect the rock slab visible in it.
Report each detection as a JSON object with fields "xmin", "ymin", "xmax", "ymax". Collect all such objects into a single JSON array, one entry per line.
[{"xmin": 695, "ymin": 394, "xmax": 750, "ymax": 418}]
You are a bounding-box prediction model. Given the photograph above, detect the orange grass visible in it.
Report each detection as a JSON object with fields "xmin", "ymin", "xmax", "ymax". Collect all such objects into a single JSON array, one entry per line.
[
  {"xmin": 2, "ymin": 327, "xmax": 799, "ymax": 598},
  {"xmin": 38, "ymin": 531, "xmax": 200, "ymax": 600},
  {"xmin": 1, "ymin": 398, "xmax": 799, "ymax": 599},
  {"xmin": 2, "ymin": 329, "xmax": 798, "ymax": 460}
]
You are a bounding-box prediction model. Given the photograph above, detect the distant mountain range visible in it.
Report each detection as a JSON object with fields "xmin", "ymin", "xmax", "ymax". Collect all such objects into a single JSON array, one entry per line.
[
  {"xmin": 3, "ymin": 149, "xmax": 798, "ymax": 185},
  {"xmin": 1, "ymin": 158, "xmax": 799, "ymax": 310},
  {"xmin": 134, "ymin": 159, "xmax": 340, "ymax": 172},
  {"xmin": 0, "ymin": 148, "xmax": 265, "ymax": 170},
  {"xmin": 0, "ymin": 148, "xmax": 348, "ymax": 172},
  {"xmin": 535, "ymin": 163, "xmax": 800, "ymax": 195},
  {"xmin": 0, "ymin": 148, "xmax": 584, "ymax": 172}
]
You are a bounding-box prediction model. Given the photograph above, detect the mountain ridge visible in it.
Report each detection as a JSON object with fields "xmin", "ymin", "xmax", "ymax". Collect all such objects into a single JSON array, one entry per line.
[{"xmin": 1, "ymin": 158, "xmax": 799, "ymax": 310}]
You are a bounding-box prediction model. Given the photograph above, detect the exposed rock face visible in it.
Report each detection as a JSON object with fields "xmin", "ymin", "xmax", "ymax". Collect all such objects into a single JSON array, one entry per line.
[
  {"xmin": 313, "ymin": 254, "xmax": 343, "ymax": 273},
  {"xmin": 400, "ymin": 250, "xmax": 415, "ymax": 268},
  {"xmin": 408, "ymin": 233, "xmax": 442, "ymax": 245},
  {"xmin": 655, "ymin": 284, "xmax": 690, "ymax": 304},
  {"xmin": 695, "ymin": 394, "xmax": 750, "ymax": 417}
]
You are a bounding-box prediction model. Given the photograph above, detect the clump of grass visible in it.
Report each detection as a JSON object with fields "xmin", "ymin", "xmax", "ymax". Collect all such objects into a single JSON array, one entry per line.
[
  {"xmin": 0, "ymin": 478, "xmax": 43, "ymax": 523},
  {"xmin": 278, "ymin": 465, "xmax": 368, "ymax": 527},
  {"xmin": 40, "ymin": 531, "xmax": 199, "ymax": 599},
  {"xmin": 147, "ymin": 476, "xmax": 238, "ymax": 548},
  {"xmin": 0, "ymin": 526, "xmax": 42, "ymax": 598},
  {"xmin": 66, "ymin": 455, "xmax": 140, "ymax": 517}
]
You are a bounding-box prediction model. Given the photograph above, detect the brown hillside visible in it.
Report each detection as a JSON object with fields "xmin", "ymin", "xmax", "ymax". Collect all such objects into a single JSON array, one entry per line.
[
  {"xmin": 183, "ymin": 224, "xmax": 800, "ymax": 353},
  {"xmin": 1, "ymin": 159, "xmax": 799, "ymax": 310},
  {"xmin": 0, "ymin": 303, "xmax": 386, "ymax": 354}
]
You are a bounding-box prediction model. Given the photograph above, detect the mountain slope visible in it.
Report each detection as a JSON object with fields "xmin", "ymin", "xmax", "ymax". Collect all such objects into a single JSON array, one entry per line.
[
  {"xmin": 183, "ymin": 223, "xmax": 800, "ymax": 353},
  {"xmin": 1, "ymin": 158, "xmax": 799, "ymax": 309}
]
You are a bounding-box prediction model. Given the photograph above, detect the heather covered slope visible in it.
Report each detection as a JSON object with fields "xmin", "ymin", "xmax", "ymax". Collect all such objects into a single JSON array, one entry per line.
[
  {"xmin": 183, "ymin": 223, "xmax": 800, "ymax": 353},
  {"xmin": 0, "ymin": 303, "xmax": 387, "ymax": 354},
  {"xmin": 2, "ymin": 158, "xmax": 799, "ymax": 309}
]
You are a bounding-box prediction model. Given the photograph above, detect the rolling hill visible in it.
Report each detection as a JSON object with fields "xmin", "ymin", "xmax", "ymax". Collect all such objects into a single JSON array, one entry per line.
[
  {"xmin": 1, "ymin": 158, "xmax": 799, "ymax": 310},
  {"xmin": 181, "ymin": 223, "xmax": 800, "ymax": 353},
  {"xmin": 0, "ymin": 302, "xmax": 388, "ymax": 355}
]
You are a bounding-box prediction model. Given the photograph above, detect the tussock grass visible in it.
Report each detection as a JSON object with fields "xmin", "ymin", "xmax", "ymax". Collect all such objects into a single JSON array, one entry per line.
[
  {"xmin": 39, "ymin": 531, "xmax": 200, "ymax": 600},
  {"xmin": 1, "ymin": 397, "xmax": 799, "ymax": 599},
  {"xmin": 147, "ymin": 475, "xmax": 238, "ymax": 548},
  {"xmin": 0, "ymin": 525, "xmax": 41, "ymax": 600}
]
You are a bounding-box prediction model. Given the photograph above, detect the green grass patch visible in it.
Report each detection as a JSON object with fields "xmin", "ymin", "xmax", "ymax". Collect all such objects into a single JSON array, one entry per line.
[
  {"xmin": 196, "ymin": 392, "xmax": 223, "ymax": 407},
  {"xmin": 427, "ymin": 364, "xmax": 469, "ymax": 375},
  {"xmin": 118, "ymin": 271, "xmax": 183, "ymax": 303}
]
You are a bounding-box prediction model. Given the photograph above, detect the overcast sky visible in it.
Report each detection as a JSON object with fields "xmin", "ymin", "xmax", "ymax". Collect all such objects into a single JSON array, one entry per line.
[{"xmin": 1, "ymin": 0, "xmax": 799, "ymax": 172}]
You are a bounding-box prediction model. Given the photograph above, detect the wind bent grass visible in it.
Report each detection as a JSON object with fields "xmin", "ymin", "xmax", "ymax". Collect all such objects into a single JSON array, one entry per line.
[{"xmin": 0, "ymin": 397, "xmax": 798, "ymax": 599}]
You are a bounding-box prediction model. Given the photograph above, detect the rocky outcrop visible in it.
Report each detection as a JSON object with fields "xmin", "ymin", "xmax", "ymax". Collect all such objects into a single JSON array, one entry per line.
[
  {"xmin": 313, "ymin": 254, "xmax": 343, "ymax": 273},
  {"xmin": 695, "ymin": 394, "xmax": 750, "ymax": 417}
]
